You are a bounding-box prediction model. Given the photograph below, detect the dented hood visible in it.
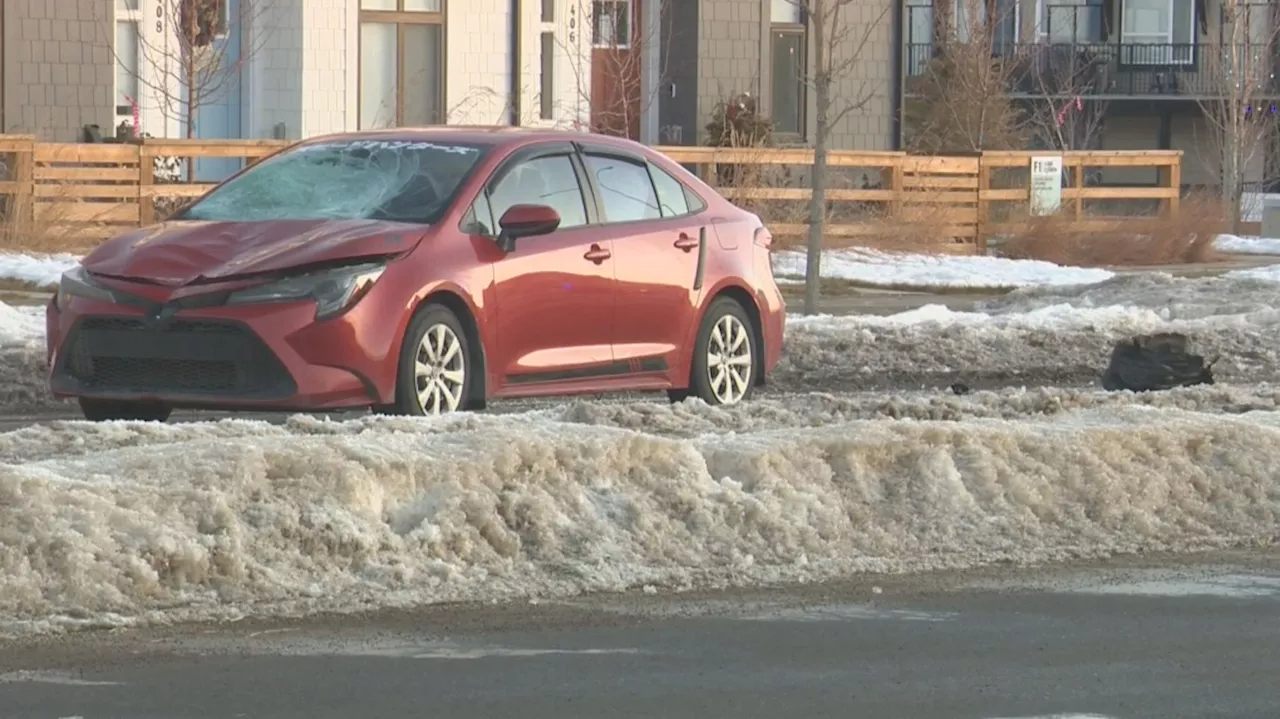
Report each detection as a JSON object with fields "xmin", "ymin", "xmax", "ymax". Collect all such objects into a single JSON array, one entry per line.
[{"xmin": 81, "ymin": 219, "xmax": 425, "ymax": 287}]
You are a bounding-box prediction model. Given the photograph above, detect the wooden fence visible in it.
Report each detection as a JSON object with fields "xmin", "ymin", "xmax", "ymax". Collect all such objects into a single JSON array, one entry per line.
[{"xmin": 0, "ymin": 134, "xmax": 1182, "ymax": 254}]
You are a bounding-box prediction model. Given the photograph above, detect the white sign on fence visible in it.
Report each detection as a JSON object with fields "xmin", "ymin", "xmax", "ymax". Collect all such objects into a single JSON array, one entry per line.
[{"xmin": 1030, "ymin": 156, "xmax": 1063, "ymax": 216}]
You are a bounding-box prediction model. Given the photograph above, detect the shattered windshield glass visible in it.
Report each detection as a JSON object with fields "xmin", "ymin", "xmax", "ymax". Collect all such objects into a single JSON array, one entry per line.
[{"xmin": 178, "ymin": 139, "xmax": 488, "ymax": 224}]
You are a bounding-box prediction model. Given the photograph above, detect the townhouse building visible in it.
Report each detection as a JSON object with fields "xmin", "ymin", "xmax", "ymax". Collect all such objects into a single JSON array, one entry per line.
[
  {"xmin": 903, "ymin": 0, "xmax": 1280, "ymax": 188},
  {"xmin": 1, "ymin": 0, "xmax": 590, "ymax": 149}
]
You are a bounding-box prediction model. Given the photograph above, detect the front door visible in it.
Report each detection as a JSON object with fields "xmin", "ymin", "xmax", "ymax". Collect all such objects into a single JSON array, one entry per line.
[{"xmin": 486, "ymin": 148, "xmax": 618, "ymax": 389}]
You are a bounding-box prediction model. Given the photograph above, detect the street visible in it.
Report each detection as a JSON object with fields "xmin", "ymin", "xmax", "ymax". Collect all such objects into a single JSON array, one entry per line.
[{"xmin": 3, "ymin": 551, "xmax": 1278, "ymax": 719}]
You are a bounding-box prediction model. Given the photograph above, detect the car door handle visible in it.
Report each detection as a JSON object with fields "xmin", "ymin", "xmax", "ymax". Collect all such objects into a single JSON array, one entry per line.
[
  {"xmin": 674, "ymin": 234, "xmax": 699, "ymax": 252},
  {"xmin": 584, "ymin": 244, "xmax": 611, "ymax": 263}
]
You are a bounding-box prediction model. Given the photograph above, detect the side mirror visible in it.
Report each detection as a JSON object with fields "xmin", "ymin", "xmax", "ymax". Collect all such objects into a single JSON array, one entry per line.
[{"xmin": 496, "ymin": 204, "xmax": 561, "ymax": 252}]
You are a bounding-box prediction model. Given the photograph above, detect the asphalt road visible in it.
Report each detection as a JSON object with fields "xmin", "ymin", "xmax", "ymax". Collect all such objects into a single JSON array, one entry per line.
[{"xmin": 3, "ymin": 551, "xmax": 1278, "ymax": 719}]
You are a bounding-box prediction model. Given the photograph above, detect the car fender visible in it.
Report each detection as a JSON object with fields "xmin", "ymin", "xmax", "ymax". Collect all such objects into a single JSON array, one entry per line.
[
  {"xmin": 673, "ymin": 277, "xmax": 765, "ymax": 388},
  {"xmin": 382, "ymin": 277, "xmax": 492, "ymax": 393}
]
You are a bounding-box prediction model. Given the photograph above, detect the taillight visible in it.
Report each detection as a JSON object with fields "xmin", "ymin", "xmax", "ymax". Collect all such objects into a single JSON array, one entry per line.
[{"xmin": 752, "ymin": 227, "xmax": 773, "ymax": 251}]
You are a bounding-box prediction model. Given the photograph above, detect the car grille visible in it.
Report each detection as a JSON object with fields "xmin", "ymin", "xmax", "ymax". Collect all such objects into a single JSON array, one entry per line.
[{"xmin": 56, "ymin": 316, "xmax": 296, "ymax": 398}]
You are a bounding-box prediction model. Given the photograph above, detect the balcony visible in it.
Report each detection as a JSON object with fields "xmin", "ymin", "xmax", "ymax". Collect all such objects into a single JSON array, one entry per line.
[{"xmin": 905, "ymin": 42, "xmax": 1280, "ymax": 99}]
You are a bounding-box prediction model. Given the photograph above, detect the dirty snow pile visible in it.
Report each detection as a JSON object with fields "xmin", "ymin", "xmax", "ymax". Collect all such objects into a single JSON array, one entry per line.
[
  {"xmin": 772, "ymin": 273, "xmax": 1280, "ymax": 391},
  {"xmin": 1, "ymin": 394, "xmax": 1279, "ymax": 636},
  {"xmin": 0, "ymin": 301, "xmax": 55, "ymax": 411},
  {"xmin": 0, "ymin": 252, "xmax": 79, "ymax": 289},
  {"xmin": 771, "ymin": 248, "xmax": 1115, "ymax": 289}
]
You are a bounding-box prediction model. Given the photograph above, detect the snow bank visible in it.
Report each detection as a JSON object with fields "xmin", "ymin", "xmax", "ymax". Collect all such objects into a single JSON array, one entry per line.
[
  {"xmin": 2, "ymin": 402, "xmax": 1279, "ymax": 636},
  {"xmin": 771, "ymin": 248, "xmax": 1115, "ymax": 289},
  {"xmin": 0, "ymin": 252, "xmax": 79, "ymax": 288},
  {"xmin": 0, "ymin": 302, "xmax": 57, "ymax": 412},
  {"xmin": 1215, "ymin": 234, "xmax": 1280, "ymax": 255},
  {"xmin": 772, "ymin": 273, "xmax": 1280, "ymax": 391}
]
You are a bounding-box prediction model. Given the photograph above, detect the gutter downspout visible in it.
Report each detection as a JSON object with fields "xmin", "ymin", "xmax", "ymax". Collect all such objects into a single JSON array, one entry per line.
[
  {"xmin": 890, "ymin": 0, "xmax": 903, "ymax": 150},
  {"xmin": 509, "ymin": 0, "xmax": 523, "ymax": 125}
]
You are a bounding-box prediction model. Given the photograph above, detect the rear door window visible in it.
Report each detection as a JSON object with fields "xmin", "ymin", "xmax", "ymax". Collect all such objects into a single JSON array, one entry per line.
[
  {"xmin": 648, "ymin": 164, "xmax": 692, "ymax": 218},
  {"xmin": 583, "ymin": 154, "xmax": 662, "ymax": 224}
]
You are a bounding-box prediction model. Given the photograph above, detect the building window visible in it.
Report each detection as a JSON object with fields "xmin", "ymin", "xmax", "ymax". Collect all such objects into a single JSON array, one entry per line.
[
  {"xmin": 770, "ymin": 22, "xmax": 805, "ymax": 138},
  {"xmin": 542, "ymin": 0, "xmax": 554, "ymax": 23},
  {"xmin": 592, "ymin": 0, "xmax": 630, "ymax": 48},
  {"xmin": 114, "ymin": 0, "xmax": 141, "ymax": 131},
  {"xmin": 1120, "ymin": 0, "xmax": 1196, "ymax": 65},
  {"xmin": 1040, "ymin": 0, "xmax": 1104, "ymax": 43},
  {"xmin": 359, "ymin": 0, "xmax": 445, "ymax": 129},
  {"xmin": 1237, "ymin": 1, "xmax": 1276, "ymax": 45}
]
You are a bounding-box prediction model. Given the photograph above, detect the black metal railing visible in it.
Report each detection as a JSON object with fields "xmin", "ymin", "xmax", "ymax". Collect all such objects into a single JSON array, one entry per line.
[{"xmin": 905, "ymin": 42, "xmax": 1280, "ymax": 98}]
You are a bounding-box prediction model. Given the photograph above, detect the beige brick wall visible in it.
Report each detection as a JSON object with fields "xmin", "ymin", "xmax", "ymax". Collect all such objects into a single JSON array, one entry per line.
[
  {"xmin": 824, "ymin": 0, "xmax": 895, "ymax": 150},
  {"xmin": 697, "ymin": 0, "xmax": 763, "ymax": 135},
  {"xmin": 2, "ymin": 0, "xmax": 114, "ymax": 141}
]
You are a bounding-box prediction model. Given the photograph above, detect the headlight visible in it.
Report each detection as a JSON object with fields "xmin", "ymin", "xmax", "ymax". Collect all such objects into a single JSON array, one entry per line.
[
  {"xmin": 55, "ymin": 265, "xmax": 116, "ymax": 310},
  {"xmin": 226, "ymin": 261, "xmax": 386, "ymax": 320}
]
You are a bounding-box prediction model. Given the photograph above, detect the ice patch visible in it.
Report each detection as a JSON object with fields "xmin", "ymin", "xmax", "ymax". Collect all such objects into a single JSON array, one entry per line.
[
  {"xmin": 2, "ymin": 405, "xmax": 1279, "ymax": 636},
  {"xmin": 1063, "ymin": 573, "xmax": 1280, "ymax": 598},
  {"xmin": 771, "ymin": 248, "xmax": 1114, "ymax": 289},
  {"xmin": 0, "ymin": 252, "xmax": 80, "ymax": 289},
  {"xmin": 1224, "ymin": 263, "xmax": 1280, "ymax": 284},
  {"xmin": 0, "ymin": 670, "xmax": 122, "ymax": 686}
]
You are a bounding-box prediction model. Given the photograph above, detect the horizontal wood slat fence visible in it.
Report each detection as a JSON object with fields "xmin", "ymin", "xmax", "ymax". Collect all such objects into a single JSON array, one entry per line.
[{"xmin": 0, "ymin": 134, "xmax": 1182, "ymax": 254}]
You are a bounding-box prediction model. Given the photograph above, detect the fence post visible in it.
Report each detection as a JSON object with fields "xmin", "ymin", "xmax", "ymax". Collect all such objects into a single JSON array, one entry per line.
[
  {"xmin": 137, "ymin": 139, "xmax": 155, "ymax": 225},
  {"xmin": 976, "ymin": 153, "xmax": 990, "ymax": 253},
  {"xmin": 14, "ymin": 136, "xmax": 35, "ymax": 228}
]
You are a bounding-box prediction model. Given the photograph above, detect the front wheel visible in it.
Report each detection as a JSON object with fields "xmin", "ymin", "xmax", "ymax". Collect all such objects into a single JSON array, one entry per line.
[
  {"xmin": 674, "ymin": 297, "xmax": 758, "ymax": 406},
  {"xmin": 78, "ymin": 398, "xmax": 172, "ymax": 422},
  {"xmin": 389, "ymin": 303, "xmax": 476, "ymax": 415}
]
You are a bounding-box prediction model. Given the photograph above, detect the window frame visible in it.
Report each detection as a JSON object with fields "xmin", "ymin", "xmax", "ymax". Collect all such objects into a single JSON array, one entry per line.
[
  {"xmin": 592, "ymin": 0, "xmax": 632, "ymax": 49},
  {"xmin": 357, "ymin": 0, "xmax": 447, "ymax": 128},
  {"xmin": 770, "ymin": 23, "xmax": 807, "ymax": 141},
  {"xmin": 1118, "ymin": 0, "xmax": 1197, "ymax": 66},
  {"xmin": 113, "ymin": 0, "xmax": 143, "ymax": 130}
]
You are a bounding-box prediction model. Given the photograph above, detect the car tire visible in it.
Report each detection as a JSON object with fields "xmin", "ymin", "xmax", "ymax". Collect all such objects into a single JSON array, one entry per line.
[
  {"xmin": 78, "ymin": 398, "xmax": 172, "ymax": 422},
  {"xmin": 674, "ymin": 296, "xmax": 758, "ymax": 407},
  {"xmin": 389, "ymin": 303, "xmax": 477, "ymax": 416}
]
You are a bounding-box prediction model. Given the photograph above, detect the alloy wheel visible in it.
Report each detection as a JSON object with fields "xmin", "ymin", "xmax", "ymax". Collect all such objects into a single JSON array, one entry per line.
[
  {"xmin": 706, "ymin": 314, "xmax": 753, "ymax": 405},
  {"xmin": 414, "ymin": 323, "xmax": 467, "ymax": 414}
]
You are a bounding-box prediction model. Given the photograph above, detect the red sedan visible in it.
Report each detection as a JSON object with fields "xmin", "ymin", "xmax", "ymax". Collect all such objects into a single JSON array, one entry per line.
[{"xmin": 46, "ymin": 128, "xmax": 786, "ymax": 421}]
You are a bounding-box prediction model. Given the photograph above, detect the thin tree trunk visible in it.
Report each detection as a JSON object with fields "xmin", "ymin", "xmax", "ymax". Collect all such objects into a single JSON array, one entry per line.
[{"xmin": 802, "ymin": 2, "xmax": 829, "ymax": 316}]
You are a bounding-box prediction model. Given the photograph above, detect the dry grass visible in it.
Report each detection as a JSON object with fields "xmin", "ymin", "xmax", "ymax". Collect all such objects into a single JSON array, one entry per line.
[
  {"xmin": 0, "ymin": 187, "xmax": 117, "ymax": 255},
  {"xmin": 708, "ymin": 147, "xmax": 972, "ymax": 256},
  {"xmin": 998, "ymin": 193, "xmax": 1227, "ymax": 267}
]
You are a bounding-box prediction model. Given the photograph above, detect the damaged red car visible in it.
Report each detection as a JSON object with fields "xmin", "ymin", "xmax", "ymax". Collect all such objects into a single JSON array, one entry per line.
[{"xmin": 46, "ymin": 127, "xmax": 786, "ymax": 422}]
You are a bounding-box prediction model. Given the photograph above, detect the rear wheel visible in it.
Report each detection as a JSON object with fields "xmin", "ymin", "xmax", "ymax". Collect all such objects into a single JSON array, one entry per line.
[
  {"xmin": 670, "ymin": 297, "xmax": 757, "ymax": 406},
  {"xmin": 389, "ymin": 303, "xmax": 476, "ymax": 416},
  {"xmin": 78, "ymin": 398, "xmax": 172, "ymax": 422}
]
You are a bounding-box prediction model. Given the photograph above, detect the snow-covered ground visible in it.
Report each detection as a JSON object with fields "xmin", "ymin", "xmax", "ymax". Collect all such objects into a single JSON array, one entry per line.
[
  {"xmin": 1215, "ymin": 234, "xmax": 1280, "ymax": 255},
  {"xmin": 771, "ymin": 248, "xmax": 1115, "ymax": 289},
  {"xmin": 7, "ymin": 268, "xmax": 1280, "ymax": 636},
  {"xmin": 0, "ymin": 252, "xmax": 80, "ymax": 288}
]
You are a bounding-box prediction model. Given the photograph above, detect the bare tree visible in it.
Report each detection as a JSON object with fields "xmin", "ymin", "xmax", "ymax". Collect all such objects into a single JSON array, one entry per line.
[
  {"xmin": 903, "ymin": 0, "xmax": 1027, "ymax": 153},
  {"xmin": 104, "ymin": 0, "xmax": 274, "ymax": 176},
  {"xmin": 1195, "ymin": 0, "xmax": 1280, "ymax": 233},
  {"xmin": 784, "ymin": 0, "xmax": 892, "ymax": 315}
]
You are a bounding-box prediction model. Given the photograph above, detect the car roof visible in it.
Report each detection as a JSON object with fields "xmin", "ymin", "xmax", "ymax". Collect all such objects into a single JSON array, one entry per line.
[{"xmin": 300, "ymin": 126, "xmax": 647, "ymax": 152}]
